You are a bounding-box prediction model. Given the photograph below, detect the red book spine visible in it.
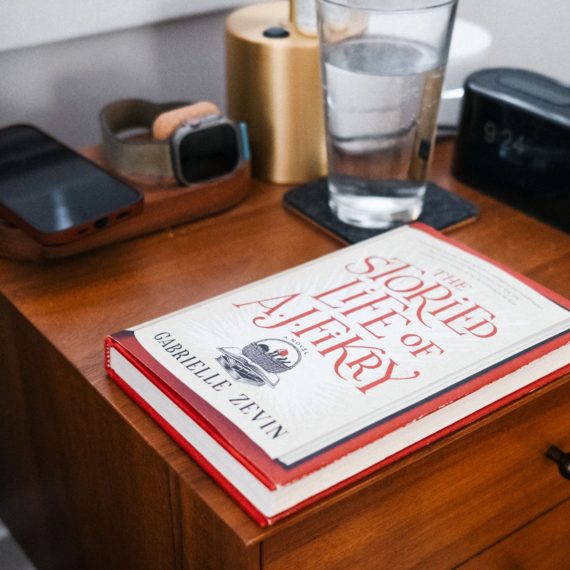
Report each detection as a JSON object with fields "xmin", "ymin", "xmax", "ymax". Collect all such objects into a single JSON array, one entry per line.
[{"xmin": 105, "ymin": 348, "xmax": 271, "ymax": 526}]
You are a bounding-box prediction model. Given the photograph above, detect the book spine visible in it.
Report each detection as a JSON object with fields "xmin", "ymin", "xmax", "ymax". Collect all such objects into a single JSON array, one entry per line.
[
  {"xmin": 105, "ymin": 335, "xmax": 279, "ymax": 491},
  {"xmin": 104, "ymin": 342, "xmax": 272, "ymax": 527}
]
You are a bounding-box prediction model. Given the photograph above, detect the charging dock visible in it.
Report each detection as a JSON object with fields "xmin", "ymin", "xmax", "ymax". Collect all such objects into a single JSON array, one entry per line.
[{"xmin": 0, "ymin": 146, "xmax": 252, "ymax": 261}]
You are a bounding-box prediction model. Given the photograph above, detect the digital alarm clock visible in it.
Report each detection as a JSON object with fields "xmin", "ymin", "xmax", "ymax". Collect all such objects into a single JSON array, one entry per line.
[{"xmin": 452, "ymin": 68, "xmax": 570, "ymax": 232}]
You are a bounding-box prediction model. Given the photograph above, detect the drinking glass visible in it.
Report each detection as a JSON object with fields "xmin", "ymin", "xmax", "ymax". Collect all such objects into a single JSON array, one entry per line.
[{"xmin": 316, "ymin": 0, "xmax": 458, "ymax": 228}]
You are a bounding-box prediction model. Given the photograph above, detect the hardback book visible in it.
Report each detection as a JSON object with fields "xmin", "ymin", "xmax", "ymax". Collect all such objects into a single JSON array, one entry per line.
[{"xmin": 105, "ymin": 224, "xmax": 570, "ymax": 526}]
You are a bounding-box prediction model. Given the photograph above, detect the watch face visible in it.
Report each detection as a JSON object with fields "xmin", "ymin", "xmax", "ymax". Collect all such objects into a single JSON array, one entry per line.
[{"xmin": 177, "ymin": 123, "xmax": 240, "ymax": 183}]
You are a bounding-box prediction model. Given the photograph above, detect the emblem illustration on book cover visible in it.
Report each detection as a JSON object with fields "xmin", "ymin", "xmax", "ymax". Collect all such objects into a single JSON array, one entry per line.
[{"xmin": 216, "ymin": 338, "xmax": 302, "ymax": 388}]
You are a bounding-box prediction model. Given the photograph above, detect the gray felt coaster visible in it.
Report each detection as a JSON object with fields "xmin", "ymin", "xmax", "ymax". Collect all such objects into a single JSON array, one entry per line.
[{"xmin": 283, "ymin": 178, "xmax": 478, "ymax": 244}]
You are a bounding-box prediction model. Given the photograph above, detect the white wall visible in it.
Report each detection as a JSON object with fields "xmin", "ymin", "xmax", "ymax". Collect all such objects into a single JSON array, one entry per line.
[
  {"xmin": 459, "ymin": 0, "xmax": 570, "ymax": 82},
  {"xmin": 0, "ymin": 10, "xmax": 234, "ymax": 148},
  {"xmin": 0, "ymin": 0, "xmax": 568, "ymax": 148},
  {"xmin": 0, "ymin": 0, "xmax": 261, "ymax": 52}
]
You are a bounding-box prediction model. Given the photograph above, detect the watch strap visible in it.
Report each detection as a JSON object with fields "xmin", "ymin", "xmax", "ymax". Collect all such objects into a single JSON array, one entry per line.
[
  {"xmin": 99, "ymin": 99, "xmax": 188, "ymax": 178},
  {"xmin": 152, "ymin": 101, "xmax": 222, "ymax": 141}
]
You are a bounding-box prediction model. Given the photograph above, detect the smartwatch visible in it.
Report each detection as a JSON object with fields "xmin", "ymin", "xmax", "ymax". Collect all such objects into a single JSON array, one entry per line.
[{"xmin": 99, "ymin": 99, "xmax": 250, "ymax": 185}]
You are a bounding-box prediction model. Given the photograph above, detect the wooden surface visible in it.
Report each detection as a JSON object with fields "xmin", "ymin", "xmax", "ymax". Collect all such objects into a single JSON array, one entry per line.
[
  {"xmin": 459, "ymin": 499, "xmax": 570, "ymax": 569},
  {"xmin": 0, "ymin": 139, "xmax": 569, "ymax": 569}
]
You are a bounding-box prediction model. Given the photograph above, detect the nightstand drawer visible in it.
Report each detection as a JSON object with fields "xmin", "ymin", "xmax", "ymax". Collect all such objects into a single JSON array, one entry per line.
[
  {"xmin": 459, "ymin": 497, "xmax": 570, "ymax": 569},
  {"xmin": 264, "ymin": 374, "xmax": 570, "ymax": 570}
]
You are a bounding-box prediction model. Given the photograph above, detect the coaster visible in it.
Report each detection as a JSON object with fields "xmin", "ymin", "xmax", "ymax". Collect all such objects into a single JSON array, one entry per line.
[{"xmin": 283, "ymin": 178, "xmax": 478, "ymax": 244}]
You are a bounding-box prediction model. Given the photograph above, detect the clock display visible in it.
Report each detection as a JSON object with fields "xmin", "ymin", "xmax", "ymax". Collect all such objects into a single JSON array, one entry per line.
[{"xmin": 453, "ymin": 68, "xmax": 569, "ymax": 233}]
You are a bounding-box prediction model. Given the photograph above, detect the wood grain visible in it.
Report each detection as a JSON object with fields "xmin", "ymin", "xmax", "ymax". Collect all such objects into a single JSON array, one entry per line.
[
  {"xmin": 263, "ymin": 376, "xmax": 570, "ymax": 569},
  {"xmin": 0, "ymin": 297, "xmax": 54, "ymax": 569},
  {"xmin": 459, "ymin": 498, "xmax": 570, "ymax": 569},
  {"xmin": 0, "ymin": 140, "xmax": 568, "ymax": 569}
]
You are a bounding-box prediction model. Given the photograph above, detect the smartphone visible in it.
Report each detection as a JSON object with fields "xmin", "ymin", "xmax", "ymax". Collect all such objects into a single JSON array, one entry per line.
[{"xmin": 0, "ymin": 124, "xmax": 143, "ymax": 245}]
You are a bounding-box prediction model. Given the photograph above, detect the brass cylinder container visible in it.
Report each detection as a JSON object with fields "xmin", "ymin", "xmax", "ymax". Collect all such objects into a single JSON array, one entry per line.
[{"xmin": 225, "ymin": 2, "xmax": 327, "ymax": 184}]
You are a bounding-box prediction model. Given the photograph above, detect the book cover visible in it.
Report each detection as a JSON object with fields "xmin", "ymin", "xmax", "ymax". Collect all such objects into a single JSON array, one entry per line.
[{"xmin": 105, "ymin": 224, "xmax": 570, "ymax": 525}]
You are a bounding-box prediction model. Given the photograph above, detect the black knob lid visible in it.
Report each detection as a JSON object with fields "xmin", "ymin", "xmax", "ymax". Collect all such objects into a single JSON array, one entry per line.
[
  {"xmin": 263, "ymin": 27, "xmax": 290, "ymax": 39},
  {"xmin": 546, "ymin": 446, "xmax": 570, "ymax": 480}
]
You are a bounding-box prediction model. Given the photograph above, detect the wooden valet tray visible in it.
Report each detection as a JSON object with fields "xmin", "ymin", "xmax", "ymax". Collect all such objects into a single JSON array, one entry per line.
[{"xmin": 0, "ymin": 146, "xmax": 252, "ymax": 261}]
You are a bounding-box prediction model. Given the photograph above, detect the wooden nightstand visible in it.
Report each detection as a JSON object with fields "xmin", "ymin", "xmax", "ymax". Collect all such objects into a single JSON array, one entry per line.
[{"xmin": 1, "ymin": 140, "xmax": 569, "ymax": 569}]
